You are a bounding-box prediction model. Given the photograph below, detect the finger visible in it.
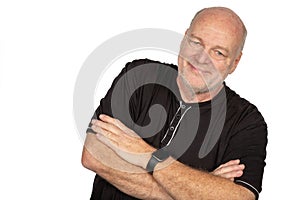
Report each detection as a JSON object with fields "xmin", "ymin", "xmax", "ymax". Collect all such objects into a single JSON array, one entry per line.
[
  {"xmin": 95, "ymin": 126, "xmax": 121, "ymax": 143},
  {"xmin": 99, "ymin": 115, "xmax": 138, "ymax": 137},
  {"xmin": 213, "ymin": 164, "xmax": 245, "ymax": 175},
  {"xmin": 92, "ymin": 119, "xmax": 123, "ymax": 136},
  {"xmin": 114, "ymin": 119, "xmax": 137, "ymax": 137},
  {"xmin": 90, "ymin": 123, "xmax": 103, "ymax": 134},
  {"xmin": 97, "ymin": 115, "xmax": 128, "ymax": 135},
  {"xmin": 215, "ymin": 159, "xmax": 240, "ymax": 170},
  {"xmin": 96, "ymin": 133, "xmax": 119, "ymax": 151},
  {"xmin": 91, "ymin": 122, "xmax": 119, "ymax": 143},
  {"xmin": 99, "ymin": 114, "xmax": 116, "ymax": 124},
  {"xmin": 218, "ymin": 170, "xmax": 243, "ymax": 180},
  {"xmin": 221, "ymin": 159, "xmax": 240, "ymax": 167},
  {"xmin": 211, "ymin": 169, "xmax": 243, "ymax": 180},
  {"xmin": 225, "ymin": 159, "xmax": 240, "ymax": 166}
]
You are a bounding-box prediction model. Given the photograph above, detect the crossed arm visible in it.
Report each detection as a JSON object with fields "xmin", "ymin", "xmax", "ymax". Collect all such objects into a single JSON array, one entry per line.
[
  {"xmin": 82, "ymin": 114, "xmax": 254, "ymax": 200},
  {"xmin": 82, "ymin": 134, "xmax": 173, "ymax": 199}
]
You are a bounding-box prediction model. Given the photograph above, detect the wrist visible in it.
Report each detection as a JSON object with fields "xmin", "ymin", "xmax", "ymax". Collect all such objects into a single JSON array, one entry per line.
[
  {"xmin": 142, "ymin": 152, "xmax": 154, "ymax": 169},
  {"xmin": 146, "ymin": 148, "xmax": 170, "ymax": 174}
]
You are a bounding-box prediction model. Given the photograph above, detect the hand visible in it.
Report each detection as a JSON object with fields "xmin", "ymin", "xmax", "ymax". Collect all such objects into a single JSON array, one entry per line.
[
  {"xmin": 211, "ymin": 159, "xmax": 245, "ymax": 181},
  {"xmin": 91, "ymin": 114, "xmax": 156, "ymax": 169}
]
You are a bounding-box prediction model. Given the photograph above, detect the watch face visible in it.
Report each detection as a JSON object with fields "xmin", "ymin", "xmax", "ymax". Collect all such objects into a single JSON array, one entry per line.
[{"xmin": 153, "ymin": 149, "xmax": 169, "ymax": 162}]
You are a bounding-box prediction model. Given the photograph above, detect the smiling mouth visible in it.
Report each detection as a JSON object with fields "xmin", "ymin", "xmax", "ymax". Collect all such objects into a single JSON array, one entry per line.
[{"xmin": 188, "ymin": 63, "xmax": 211, "ymax": 74}]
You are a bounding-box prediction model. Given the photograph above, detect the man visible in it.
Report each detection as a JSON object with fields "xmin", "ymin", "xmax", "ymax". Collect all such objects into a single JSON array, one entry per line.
[{"xmin": 82, "ymin": 7, "xmax": 267, "ymax": 200}]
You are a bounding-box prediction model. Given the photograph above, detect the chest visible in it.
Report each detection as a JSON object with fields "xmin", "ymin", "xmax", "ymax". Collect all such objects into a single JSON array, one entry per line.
[{"xmin": 131, "ymin": 87, "xmax": 231, "ymax": 171}]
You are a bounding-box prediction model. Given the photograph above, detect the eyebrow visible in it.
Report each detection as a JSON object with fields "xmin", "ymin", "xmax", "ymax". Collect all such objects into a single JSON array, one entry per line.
[{"xmin": 190, "ymin": 33, "xmax": 230, "ymax": 54}]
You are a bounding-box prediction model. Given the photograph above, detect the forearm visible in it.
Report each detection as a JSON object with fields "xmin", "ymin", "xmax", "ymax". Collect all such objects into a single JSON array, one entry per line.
[
  {"xmin": 98, "ymin": 160, "xmax": 172, "ymax": 200},
  {"xmin": 153, "ymin": 158, "xmax": 255, "ymax": 200},
  {"xmin": 82, "ymin": 134, "xmax": 173, "ymax": 200}
]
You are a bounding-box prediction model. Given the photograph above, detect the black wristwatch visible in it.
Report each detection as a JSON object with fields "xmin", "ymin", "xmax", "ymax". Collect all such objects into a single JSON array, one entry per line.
[{"xmin": 146, "ymin": 148, "xmax": 169, "ymax": 174}]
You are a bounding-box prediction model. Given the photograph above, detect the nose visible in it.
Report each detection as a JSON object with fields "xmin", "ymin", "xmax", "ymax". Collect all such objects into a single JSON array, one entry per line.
[{"xmin": 194, "ymin": 49, "xmax": 211, "ymax": 64}]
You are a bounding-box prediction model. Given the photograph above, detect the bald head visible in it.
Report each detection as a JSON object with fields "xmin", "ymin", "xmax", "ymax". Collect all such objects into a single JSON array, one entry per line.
[{"xmin": 190, "ymin": 7, "xmax": 247, "ymax": 51}]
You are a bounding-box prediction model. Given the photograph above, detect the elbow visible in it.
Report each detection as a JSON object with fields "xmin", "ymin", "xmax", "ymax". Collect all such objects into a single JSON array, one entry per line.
[
  {"xmin": 81, "ymin": 147, "xmax": 110, "ymax": 179},
  {"xmin": 81, "ymin": 154, "xmax": 89, "ymax": 169},
  {"xmin": 239, "ymin": 188, "xmax": 256, "ymax": 200},
  {"xmin": 81, "ymin": 147, "xmax": 95, "ymax": 171}
]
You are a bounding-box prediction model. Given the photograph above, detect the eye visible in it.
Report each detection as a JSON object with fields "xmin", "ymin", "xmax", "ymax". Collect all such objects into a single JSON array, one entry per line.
[
  {"xmin": 216, "ymin": 51, "xmax": 224, "ymax": 56},
  {"xmin": 211, "ymin": 49, "xmax": 228, "ymax": 61},
  {"xmin": 190, "ymin": 40, "xmax": 201, "ymax": 46},
  {"xmin": 214, "ymin": 50, "xmax": 226, "ymax": 58},
  {"xmin": 187, "ymin": 37, "xmax": 203, "ymax": 48}
]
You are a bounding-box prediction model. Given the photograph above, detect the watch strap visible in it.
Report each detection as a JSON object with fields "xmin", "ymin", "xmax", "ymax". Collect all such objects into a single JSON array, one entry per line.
[
  {"xmin": 146, "ymin": 148, "xmax": 169, "ymax": 174},
  {"xmin": 146, "ymin": 156, "xmax": 159, "ymax": 174}
]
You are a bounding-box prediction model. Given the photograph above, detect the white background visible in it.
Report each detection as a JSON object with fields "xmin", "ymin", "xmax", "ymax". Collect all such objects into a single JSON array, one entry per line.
[{"xmin": 0, "ymin": 0, "xmax": 299, "ymax": 199}]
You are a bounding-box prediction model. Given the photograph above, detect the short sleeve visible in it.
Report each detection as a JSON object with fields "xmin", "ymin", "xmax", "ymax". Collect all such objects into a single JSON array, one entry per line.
[
  {"xmin": 222, "ymin": 105, "xmax": 268, "ymax": 199},
  {"xmin": 85, "ymin": 58, "xmax": 159, "ymax": 134}
]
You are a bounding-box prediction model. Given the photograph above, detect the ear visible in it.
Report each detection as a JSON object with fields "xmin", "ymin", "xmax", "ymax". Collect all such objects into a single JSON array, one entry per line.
[{"xmin": 229, "ymin": 52, "xmax": 242, "ymax": 74}]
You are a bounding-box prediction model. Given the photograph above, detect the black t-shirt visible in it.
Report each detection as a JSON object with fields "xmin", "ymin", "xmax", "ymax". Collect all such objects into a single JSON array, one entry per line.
[{"xmin": 86, "ymin": 59, "xmax": 268, "ymax": 200}]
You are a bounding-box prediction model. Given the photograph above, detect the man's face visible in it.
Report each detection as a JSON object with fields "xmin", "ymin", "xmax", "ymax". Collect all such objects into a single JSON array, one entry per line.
[{"xmin": 177, "ymin": 11, "xmax": 243, "ymax": 94}]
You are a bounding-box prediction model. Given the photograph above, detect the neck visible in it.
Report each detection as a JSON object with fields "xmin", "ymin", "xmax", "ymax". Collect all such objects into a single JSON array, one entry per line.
[{"xmin": 176, "ymin": 77, "xmax": 224, "ymax": 103}]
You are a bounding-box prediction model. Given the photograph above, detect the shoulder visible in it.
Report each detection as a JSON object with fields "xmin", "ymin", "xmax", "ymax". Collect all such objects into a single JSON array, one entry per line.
[
  {"xmin": 110, "ymin": 58, "xmax": 177, "ymax": 87},
  {"xmin": 118, "ymin": 59, "xmax": 178, "ymax": 84},
  {"xmin": 225, "ymin": 84, "xmax": 267, "ymax": 130},
  {"xmin": 124, "ymin": 58, "xmax": 178, "ymax": 71}
]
